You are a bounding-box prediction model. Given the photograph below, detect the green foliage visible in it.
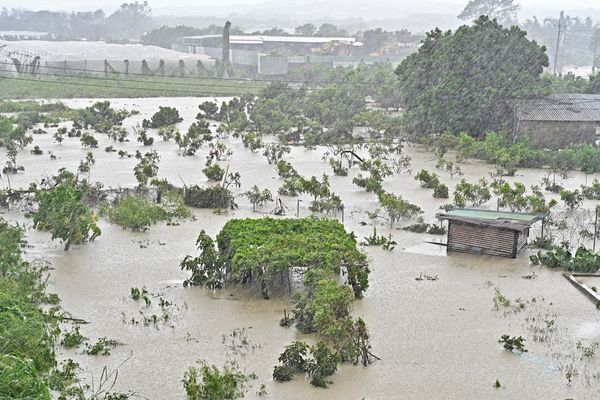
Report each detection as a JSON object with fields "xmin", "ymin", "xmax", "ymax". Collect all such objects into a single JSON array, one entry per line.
[
  {"xmin": 453, "ymin": 178, "xmax": 492, "ymax": 208},
  {"xmin": 74, "ymin": 100, "xmax": 130, "ymax": 133},
  {"xmin": 185, "ymin": 185, "xmax": 234, "ymax": 209},
  {"xmin": 493, "ymin": 181, "xmax": 527, "ymax": 212},
  {"xmin": 80, "ymin": 132, "xmax": 98, "ymax": 148},
  {"xmin": 61, "ymin": 326, "xmax": 87, "ymax": 348},
  {"xmin": 273, "ymin": 341, "xmax": 339, "ymax": 388},
  {"xmin": 107, "ymin": 126, "xmax": 128, "ymax": 142},
  {"xmin": 415, "ymin": 169, "xmax": 440, "ymax": 189},
  {"xmin": 276, "ymin": 160, "xmax": 299, "ymax": 179},
  {"xmin": 362, "ymin": 227, "xmax": 397, "ymax": 250},
  {"xmin": 133, "ymin": 150, "xmax": 160, "ymax": 187},
  {"xmin": 433, "ymin": 183, "xmax": 449, "ymax": 199},
  {"xmin": 30, "ymin": 145, "xmax": 43, "ymax": 155},
  {"xmin": 203, "ymin": 164, "xmax": 225, "ymax": 181},
  {"xmin": 176, "ymin": 120, "xmax": 213, "ymax": 156},
  {"xmin": 377, "ymin": 191, "xmax": 423, "ymax": 227},
  {"xmin": 278, "ymin": 177, "xmax": 304, "ymax": 196},
  {"xmin": 241, "ymin": 132, "xmax": 263, "ymax": 152},
  {"xmin": 263, "ymin": 143, "xmax": 291, "ymax": 165},
  {"xmin": 329, "ymin": 158, "xmax": 349, "ymax": 176},
  {"xmin": 33, "ymin": 180, "xmax": 101, "ymax": 251},
  {"xmin": 104, "ymin": 196, "xmax": 165, "ymax": 231},
  {"xmin": 183, "ymin": 361, "xmax": 251, "ymax": 400},
  {"xmin": 402, "ymin": 222, "xmax": 447, "ymax": 235},
  {"xmin": 458, "ymin": 0, "xmax": 519, "ymax": 24},
  {"xmin": 499, "ymin": 334, "xmax": 527, "ymax": 352},
  {"xmin": 136, "ymin": 127, "xmax": 154, "ymax": 146},
  {"xmin": 243, "ymin": 186, "xmax": 273, "ymax": 212},
  {"xmin": 530, "ymin": 245, "xmax": 600, "ymax": 273},
  {"xmin": 181, "ymin": 231, "xmax": 224, "ymax": 288},
  {"xmin": 0, "ymin": 219, "xmax": 59, "ymax": 398},
  {"xmin": 581, "ymin": 179, "xmax": 600, "ymax": 200},
  {"xmin": 217, "ymin": 218, "xmax": 369, "ymax": 298},
  {"xmin": 395, "ymin": 17, "xmax": 548, "ymax": 136},
  {"xmin": 157, "ymin": 124, "xmax": 179, "ymax": 141},
  {"xmin": 84, "ymin": 337, "xmax": 120, "ymax": 356},
  {"xmin": 560, "ymin": 189, "xmax": 583, "ymax": 210},
  {"xmin": 197, "ymin": 101, "xmax": 220, "ymax": 119},
  {"xmin": 142, "ymin": 106, "xmax": 183, "ymax": 128}
]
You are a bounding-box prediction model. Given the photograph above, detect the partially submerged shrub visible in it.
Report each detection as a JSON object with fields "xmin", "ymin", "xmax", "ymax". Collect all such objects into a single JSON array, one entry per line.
[
  {"xmin": 185, "ymin": 185, "xmax": 234, "ymax": 209},
  {"xmin": 203, "ymin": 164, "xmax": 225, "ymax": 181},
  {"xmin": 142, "ymin": 106, "xmax": 183, "ymax": 128},
  {"xmin": 183, "ymin": 361, "xmax": 253, "ymax": 400},
  {"xmin": 499, "ymin": 335, "xmax": 527, "ymax": 352},
  {"xmin": 103, "ymin": 193, "xmax": 190, "ymax": 231}
]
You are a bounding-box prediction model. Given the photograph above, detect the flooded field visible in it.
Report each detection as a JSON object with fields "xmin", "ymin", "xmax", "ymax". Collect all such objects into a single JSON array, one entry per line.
[{"xmin": 3, "ymin": 97, "xmax": 600, "ymax": 399}]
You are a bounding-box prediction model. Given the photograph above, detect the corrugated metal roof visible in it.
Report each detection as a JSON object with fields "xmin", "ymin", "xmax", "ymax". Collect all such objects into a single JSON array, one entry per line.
[
  {"xmin": 516, "ymin": 94, "xmax": 600, "ymax": 122},
  {"xmin": 437, "ymin": 208, "xmax": 544, "ymax": 232}
]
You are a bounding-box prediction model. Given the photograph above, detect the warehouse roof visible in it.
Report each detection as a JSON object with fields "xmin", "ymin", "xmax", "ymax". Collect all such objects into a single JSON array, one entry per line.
[
  {"xmin": 516, "ymin": 94, "xmax": 600, "ymax": 122},
  {"xmin": 183, "ymin": 34, "xmax": 360, "ymax": 46}
]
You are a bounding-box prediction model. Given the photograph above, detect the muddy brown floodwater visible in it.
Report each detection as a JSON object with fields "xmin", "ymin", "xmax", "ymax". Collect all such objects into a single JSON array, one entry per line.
[{"xmin": 4, "ymin": 97, "xmax": 600, "ymax": 399}]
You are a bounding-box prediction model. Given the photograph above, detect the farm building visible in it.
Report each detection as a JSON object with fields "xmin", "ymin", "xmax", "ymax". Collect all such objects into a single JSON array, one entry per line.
[
  {"xmin": 513, "ymin": 94, "xmax": 600, "ymax": 149},
  {"xmin": 179, "ymin": 34, "xmax": 361, "ymax": 57},
  {"xmin": 437, "ymin": 209, "xmax": 544, "ymax": 258}
]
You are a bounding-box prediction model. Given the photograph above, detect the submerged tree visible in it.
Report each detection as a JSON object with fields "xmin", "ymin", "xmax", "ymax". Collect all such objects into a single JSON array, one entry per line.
[
  {"xmin": 133, "ymin": 150, "xmax": 160, "ymax": 187},
  {"xmin": 180, "ymin": 231, "xmax": 223, "ymax": 288},
  {"xmin": 33, "ymin": 175, "xmax": 101, "ymax": 251}
]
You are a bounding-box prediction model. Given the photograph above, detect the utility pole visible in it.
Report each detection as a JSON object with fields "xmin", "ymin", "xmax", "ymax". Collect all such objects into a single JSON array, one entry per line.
[
  {"xmin": 593, "ymin": 37, "xmax": 599, "ymax": 74},
  {"xmin": 553, "ymin": 18, "xmax": 563, "ymax": 76}
]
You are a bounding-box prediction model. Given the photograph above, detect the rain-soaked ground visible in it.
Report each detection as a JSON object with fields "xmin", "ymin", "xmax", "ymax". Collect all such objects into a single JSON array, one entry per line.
[{"xmin": 3, "ymin": 97, "xmax": 600, "ymax": 399}]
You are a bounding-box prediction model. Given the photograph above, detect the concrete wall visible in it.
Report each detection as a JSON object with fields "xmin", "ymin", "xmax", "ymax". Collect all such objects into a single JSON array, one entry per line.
[
  {"xmin": 517, "ymin": 120, "xmax": 600, "ymax": 149},
  {"xmin": 258, "ymin": 55, "xmax": 288, "ymax": 75}
]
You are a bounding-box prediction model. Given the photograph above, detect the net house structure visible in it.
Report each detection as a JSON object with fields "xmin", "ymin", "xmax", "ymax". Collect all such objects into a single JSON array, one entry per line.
[
  {"xmin": 436, "ymin": 209, "xmax": 544, "ymax": 258},
  {"xmin": 513, "ymin": 94, "xmax": 600, "ymax": 150}
]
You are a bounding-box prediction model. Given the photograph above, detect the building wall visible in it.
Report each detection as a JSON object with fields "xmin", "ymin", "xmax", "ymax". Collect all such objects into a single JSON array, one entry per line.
[
  {"xmin": 258, "ymin": 55, "xmax": 288, "ymax": 75},
  {"xmin": 447, "ymin": 221, "xmax": 518, "ymax": 258},
  {"xmin": 517, "ymin": 120, "xmax": 600, "ymax": 149}
]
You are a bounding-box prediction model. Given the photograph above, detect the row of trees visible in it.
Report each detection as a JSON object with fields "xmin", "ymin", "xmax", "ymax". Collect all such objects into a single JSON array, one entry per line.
[{"xmin": 0, "ymin": 2, "xmax": 152, "ymax": 41}]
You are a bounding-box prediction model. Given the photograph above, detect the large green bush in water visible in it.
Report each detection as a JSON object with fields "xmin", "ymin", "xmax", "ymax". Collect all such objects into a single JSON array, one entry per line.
[{"xmin": 216, "ymin": 217, "xmax": 369, "ymax": 298}]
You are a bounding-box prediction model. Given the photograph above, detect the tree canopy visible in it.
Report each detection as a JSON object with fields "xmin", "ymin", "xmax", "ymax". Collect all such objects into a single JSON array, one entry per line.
[
  {"xmin": 458, "ymin": 0, "xmax": 520, "ymax": 25},
  {"xmin": 394, "ymin": 16, "xmax": 549, "ymax": 137}
]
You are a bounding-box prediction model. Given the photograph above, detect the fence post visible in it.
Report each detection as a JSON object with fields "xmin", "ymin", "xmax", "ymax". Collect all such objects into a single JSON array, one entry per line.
[
  {"xmin": 296, "ymin": 199, "xmax": 301, "ymax": 218},
  {"xmin": 594, "ymin": 207, "xmax": 599, "ymax": 252}
]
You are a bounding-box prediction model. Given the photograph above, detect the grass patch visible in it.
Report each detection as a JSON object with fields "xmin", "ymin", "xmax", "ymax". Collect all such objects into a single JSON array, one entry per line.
[{"xmin": 0, "ymin": 75, "xmax": 263, "ymax": 99}]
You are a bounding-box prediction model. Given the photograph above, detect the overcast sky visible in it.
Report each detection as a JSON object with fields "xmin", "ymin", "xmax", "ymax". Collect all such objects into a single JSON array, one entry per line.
[
  {"xmin": 2, "ymin": 0, "xmax": 599, "ymax": 24},
  {"xmin": 2, "ymin": 0, "xmax": 597, "ymax": 13}
]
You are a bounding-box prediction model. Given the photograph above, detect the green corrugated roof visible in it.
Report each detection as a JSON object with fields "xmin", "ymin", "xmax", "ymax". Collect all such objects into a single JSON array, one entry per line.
[{"xmin": 446, "ymin": 208, "xmax": 543, "ymax": 222}]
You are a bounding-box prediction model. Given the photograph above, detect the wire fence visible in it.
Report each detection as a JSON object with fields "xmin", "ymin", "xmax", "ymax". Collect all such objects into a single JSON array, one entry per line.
[{"xmin": 529, "ymin": 207, "xmax": 600, "ymax": 251}]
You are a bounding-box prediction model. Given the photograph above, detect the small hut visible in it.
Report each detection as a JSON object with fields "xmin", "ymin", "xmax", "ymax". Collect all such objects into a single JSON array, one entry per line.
[{"xmin": 436, "ymin": 209, "xmax": 544, "ymax": 258}]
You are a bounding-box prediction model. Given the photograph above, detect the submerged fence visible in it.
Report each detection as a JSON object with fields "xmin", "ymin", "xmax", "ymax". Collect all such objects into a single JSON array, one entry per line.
[{"xmin": 529, "ymin": 207, "xmax": 600, "ymax": 251}]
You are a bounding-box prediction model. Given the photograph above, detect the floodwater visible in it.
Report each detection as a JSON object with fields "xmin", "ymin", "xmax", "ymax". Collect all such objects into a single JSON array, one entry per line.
[{"xmin": 4, "ymin": 97, "xmax": 600, "ymax": 399}]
